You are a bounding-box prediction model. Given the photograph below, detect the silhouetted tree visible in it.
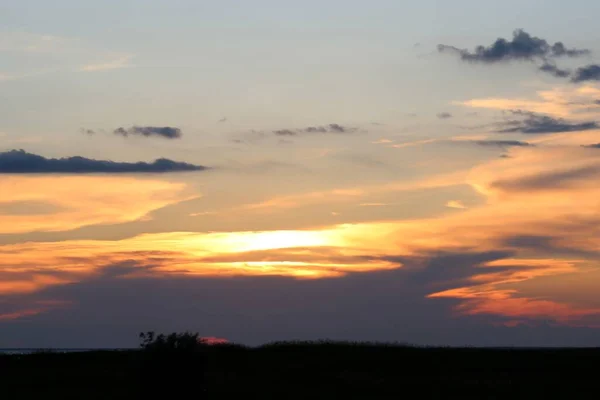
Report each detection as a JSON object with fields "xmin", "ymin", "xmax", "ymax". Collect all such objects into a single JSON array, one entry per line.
[{"xmin": 138, "ymin": 331, "xmax": 207, "ymax": 398}]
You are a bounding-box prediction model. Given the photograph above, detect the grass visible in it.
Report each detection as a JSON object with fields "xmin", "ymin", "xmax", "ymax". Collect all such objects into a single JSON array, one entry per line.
[{"xmin": 1, "ymin": 341, "xmax": 598, "ymax": 399}]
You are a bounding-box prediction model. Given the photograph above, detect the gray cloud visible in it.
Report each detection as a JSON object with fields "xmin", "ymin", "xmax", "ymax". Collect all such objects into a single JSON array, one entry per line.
[
  {"xmin": 437, "ymin": 112, "xmax": 453, "ymax": 119},
  {"xmin": 582, "ymin": 143, "xmax": 600, "ymax": 148},
  {"xmin": 571, "ymin": 64, "xmax": 600, "ymax": 82},
  {"xmin": 274, "ymin": 124, "xmax": 357, "ymax": 136},
  {"xmin": 274, "ymin": 129, "xmax": 298, "ymax": 136},
  {"xmin": 438, "ymin": 29, "xmax": 589, "ymax": 64},
  {"xmin": 497, "ymin": 110, "xmax": 598, "ymax": 134},
  {"xmin": 113, "ymin": 126, "xmax": 182, "ymax": 139},
  {"xmin": 539, "ymin": 63, "xmax": 571, "ymax": 78},
  {"xmin": 475, "ymin": 140, "xmax": 533, "ymax": 148},
  {"xmin": 0, "ymin": 149, "xmax": 207, "ymax": 174}
]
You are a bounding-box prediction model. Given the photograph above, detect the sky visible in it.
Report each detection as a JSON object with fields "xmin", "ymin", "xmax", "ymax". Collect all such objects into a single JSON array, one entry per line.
[{"xmin": 1, "ymin": 0, "xmax": 600, "ymax": 348}]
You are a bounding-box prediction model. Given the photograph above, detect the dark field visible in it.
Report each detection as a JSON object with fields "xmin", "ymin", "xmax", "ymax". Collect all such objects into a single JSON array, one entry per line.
[{"xmin": 1, "ymin": 342, "xmax": 598, "ymax": 399}]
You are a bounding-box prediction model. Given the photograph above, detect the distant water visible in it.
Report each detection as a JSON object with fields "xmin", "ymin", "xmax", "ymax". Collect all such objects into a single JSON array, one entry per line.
[{"xmin": 0, "ymin": 348, "xmax": 133, "ymax": 355}]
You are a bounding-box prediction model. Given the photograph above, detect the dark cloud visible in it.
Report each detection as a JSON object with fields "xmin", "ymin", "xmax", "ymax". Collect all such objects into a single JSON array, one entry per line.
[
  {"xmin": 492, "ymin": 164, "xmax": 600, "ymax": 192},
  {"xmin": 539, "ymin": 63, "xmax": 571, "ymax": 78},
  {"xmin": 582, "ymin": 143, "xmax": 600, "ymax": 148},
  {"xmin": 0, "ymin": 149, "xmax": 207, "ymax": 174},
  {"xmin": 113, "ymin": 126, "xmax": 182, "ymax": 139},
  {"xmin": 497, "ymin": 110, "xmax": 598, "ymax": 134},
  {"xmin": 571, "ymin": 64, "xmax": 600, "ymax": 83},
  {"xmin": 437, "ymin": 112, "xmax": 453, "ymax": 119},
  {"xmin": 274, "ymin": 129, "xmax": 298, "ymax": 136},
  {"xmin": 274, "ymin": 124, "xmax": 357, "ymax": 136},
  {"xmin": 475, "ymin": 140, "xmax": 533, "ymax": 148},
  {"xmin": 438, "ymin": 29, "xmax": 589, "ymax": 64},
  {"xmin": 502, "ymin": 235, "xmax": 600, "ymax": 259},
  {"xmin": 1, "ymin": 249, "xmax": 599, "ymax": 348}
]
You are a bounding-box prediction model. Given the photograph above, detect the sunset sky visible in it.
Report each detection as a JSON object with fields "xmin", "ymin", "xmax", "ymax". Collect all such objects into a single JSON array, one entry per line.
[{"xmin": 2, "ymin": 0, "xmax": 600, "ymax": 348}]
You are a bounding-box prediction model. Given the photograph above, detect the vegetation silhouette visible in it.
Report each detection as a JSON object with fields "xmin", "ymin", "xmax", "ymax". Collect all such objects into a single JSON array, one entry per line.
[{"xmin": 1, "ymin": 334, "xmax": 598, "ymax": 399}]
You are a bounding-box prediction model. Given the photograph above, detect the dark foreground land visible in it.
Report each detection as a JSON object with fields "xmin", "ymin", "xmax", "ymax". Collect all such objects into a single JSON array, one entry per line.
[{"xmin": 1, "ymin": 342, "xmax": 599, "ymax": 399}]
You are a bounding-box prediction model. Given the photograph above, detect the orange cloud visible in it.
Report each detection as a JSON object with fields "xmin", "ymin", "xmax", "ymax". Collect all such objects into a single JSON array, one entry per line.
[
  {"xmin": 446, "ymin": 200, "xmax": 467, "ymax": 209},
  {"xmin": 0, "ymin": 176, "xmax": 195, "ymax": 234},
  {"xmin": 458, "ymin": 84, "xmax": 600, "ymax": 119}
]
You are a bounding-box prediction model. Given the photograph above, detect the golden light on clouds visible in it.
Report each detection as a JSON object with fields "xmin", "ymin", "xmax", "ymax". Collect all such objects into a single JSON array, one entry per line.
[
  {"xmin": 0, "ymin": 224, "xmax": 404, "ymax": 295},
  {"xmin": 0, "ymin": 176, "xmax": 195, "ymax": 234},
  {"xmin": 2, "ymin": 97, "xmax": 600, "ymax": 328}
]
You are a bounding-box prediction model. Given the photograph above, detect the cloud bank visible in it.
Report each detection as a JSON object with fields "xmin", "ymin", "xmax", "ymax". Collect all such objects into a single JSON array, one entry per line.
[
  {"xmin": 496, "ymin": 111, "xmax": 598, "ymax": 134},
  {"xmin": 438, "ymin": 29, "xmax": 589, "ymax": 64},
  {"xmin": 0, "ymin": 150, "xmax": 207, "ymax": 174}
]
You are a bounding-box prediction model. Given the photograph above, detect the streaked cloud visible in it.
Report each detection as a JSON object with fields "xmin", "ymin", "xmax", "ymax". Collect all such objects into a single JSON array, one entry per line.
[
  {"xmin": 475, "ymin": 140, "xmax": 533, "ymax": 148},
  {"xmin": 274, "ymin": 124, "xmax": 357, "ymax": 136},
  {"xmin": 0, "ymin": 150, "xmax": 206, "ymax": 174},
  {"xmin": 460, "ymin": 85, "xmax": 600, "ymax": 118}
]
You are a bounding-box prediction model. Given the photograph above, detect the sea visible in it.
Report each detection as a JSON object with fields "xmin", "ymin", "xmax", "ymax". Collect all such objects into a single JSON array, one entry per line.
[{"xmin": 0, "ymin": 348, "xmax": 133, "ymax": 355}]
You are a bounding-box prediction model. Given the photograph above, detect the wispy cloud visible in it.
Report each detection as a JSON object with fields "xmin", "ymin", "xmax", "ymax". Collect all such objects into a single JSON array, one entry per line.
[
  {"xmin": 0, "ymin": 175, "xmax": 195, "ymax": 234},
  {"xmin": 475, "ymin": 140, "xmax": 533, "ymax": 148},
  {"xmin": 0, "ymin": 32, "xmax": 76, "ymax": 53},
  {"xmin": 79, "ymin": 55, "xmax": 134, "ymax": 72},
  {"xmin": 459, "ymin": 85, "xmax": 600, "ymax": 119},
  {"xmin": 273, "ymin": 124, "xmax": 358, "ymax": 137},
  {"xmin": 446, "ymin": 200, "xmax": 467, "ymax": 209}
]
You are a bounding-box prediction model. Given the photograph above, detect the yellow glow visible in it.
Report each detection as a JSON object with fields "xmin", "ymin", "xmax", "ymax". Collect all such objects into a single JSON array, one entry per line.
[{"xmin": 196, "ymin": 230, "xmax": 334, "ymax": 253}]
